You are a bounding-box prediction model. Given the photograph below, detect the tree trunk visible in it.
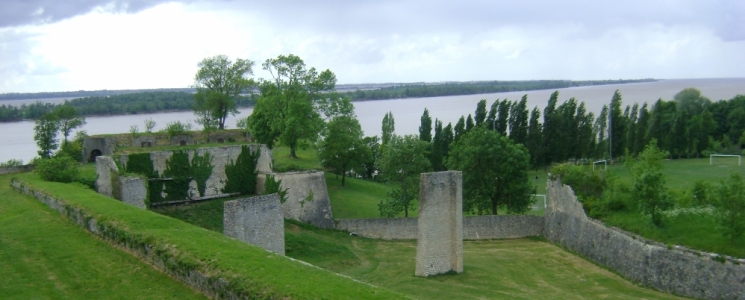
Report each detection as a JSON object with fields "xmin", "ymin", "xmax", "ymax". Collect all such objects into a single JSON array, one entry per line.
[{"xmin": 290, "ymin": 147, "xmax": 297, "ymax": 158}]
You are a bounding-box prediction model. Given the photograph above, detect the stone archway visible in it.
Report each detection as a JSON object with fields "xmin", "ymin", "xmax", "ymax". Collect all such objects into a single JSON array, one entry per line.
[{"xmin": 89, "ymin": 149, "xmax": 102, "ymax": 162}]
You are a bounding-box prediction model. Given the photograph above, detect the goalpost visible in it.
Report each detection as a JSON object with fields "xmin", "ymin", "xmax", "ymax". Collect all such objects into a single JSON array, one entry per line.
[
  {"xmin": 593, "ymin": 160, "xmax": 607, "ymax": 171},
  {"xmin": 710, "ymin": 154, "xmax": 742, "ymax": 166},
  {"xmin": 531, "ymin": 194, "xmax": 547, "ymax": 210}
]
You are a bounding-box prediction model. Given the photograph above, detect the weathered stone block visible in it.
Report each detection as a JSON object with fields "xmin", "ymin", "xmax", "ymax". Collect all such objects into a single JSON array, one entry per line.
[
  {"xmin": 224, "ymin": 194, "xmax": 285, "ymax": 255},
  {"xmin": 416, "ymin": 171, "xmax": 463, "ymax": 277},
  {"xmin": 257, "ymin": 171, "xmax": 334, "ymax": 229},
  {"xmin": 132, "ymin": 136, "xmax": 156, "ymax": 148},
  {"xmin": 84, "ymin": 137, "xmax": 115, "ymax": 162},
  {"xmin": 95, "ymin": 156, "xmax": 118, "ymax": 197},
  {"xmin": 119, "ymin": 176, "xmax": 147, "ymax": 209}
]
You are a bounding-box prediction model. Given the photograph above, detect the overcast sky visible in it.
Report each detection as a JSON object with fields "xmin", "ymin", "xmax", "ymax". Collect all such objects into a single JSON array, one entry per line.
[{"xmin": 1, "ymin": 0, "xmax": 744, "ymax": 93}]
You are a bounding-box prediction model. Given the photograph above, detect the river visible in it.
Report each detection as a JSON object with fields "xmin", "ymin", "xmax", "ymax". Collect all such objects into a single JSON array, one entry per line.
[{"xmin": 2, "ymin": 78, "xmax": 744, "ymax": 164}]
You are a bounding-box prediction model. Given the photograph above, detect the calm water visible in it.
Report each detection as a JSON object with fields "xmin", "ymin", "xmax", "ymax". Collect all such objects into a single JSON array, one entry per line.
[{"xmin": 2, "ymin": 78, "xmax": 744, "ymax": 164}]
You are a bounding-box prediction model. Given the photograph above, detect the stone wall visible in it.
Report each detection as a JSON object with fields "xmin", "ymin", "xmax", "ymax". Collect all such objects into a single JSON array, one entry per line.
[
  {"xmin": 257, "ymin": 171, "xmax": 335, "ymax": 229},
  {"xmin": 131, "ymin": 136, "xmax": 156, "ymax": 148},
  {"xmin": 170, "ymin": 134, "xmax": 194, "ymax": 146},
  {"xmin": 224, "ymin": 194, "xmax": 285, "ymax": 255},
  {"xmin": 0, "ymin": 164, "xmax": 34, "ymax": 175},
  {"xmin": 545, "ymin": 179, "xmax": 745, "ymax": 300},
  {"xmin": 416, "ymin": 171, "xmax": 463, "ymax": 277},
  {"xmin": 336, "ymin": 215, "xmax": 543, "ymax": 240},
  {"xmin": 95, "ymin": 156, "xmax": 147, "ymax": 209},
  {"xmin": 116, "ymin": 144, "xmax": 272, "ymax": 200},
  {"xmin": 83, "ymin": 137, "xmax": 115, "ymax": 162}
]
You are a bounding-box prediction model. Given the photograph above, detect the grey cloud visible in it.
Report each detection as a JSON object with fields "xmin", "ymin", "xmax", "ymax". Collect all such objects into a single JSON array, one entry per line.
[{"xmin": 0, "ymin": 0, "xmax": 187, "ymax": 28}]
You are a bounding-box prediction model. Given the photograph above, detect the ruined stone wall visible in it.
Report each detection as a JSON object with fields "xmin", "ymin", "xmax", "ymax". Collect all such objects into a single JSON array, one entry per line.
[
  {"xmin": 117, "ymin": 144, "xmax": 272, "ymax": 200},
  {"xmin": 545, "ymin": 179, "xmax": 745, "ymax": 300},
  {"xmin": 224, "ymin": 194, "xmax": 285, "ymax": 255},
  {"xmin": 336, "ymin": 215, "xmax": 543, "ymax": 240},
  {"xmin": 416, "ymin": 171, "xmax": 463, "ymax": 277},
  {"xmin": 131, "ymin": 136, "xmax": 156, "ymax": 148},
  {"xmin": 95, "ymin": 156, "xmax": 147, "ymax": 209},
  {"xmin": 257, "ymin": 171, "xmax": 335, "ymax": 229},
  {"xmin": 0, "ymin": 165, "xmax": 34, "ymax": 175},
  {"xmin": 83, "ymin": 137, "xmax": 115, "ymax": 162}
]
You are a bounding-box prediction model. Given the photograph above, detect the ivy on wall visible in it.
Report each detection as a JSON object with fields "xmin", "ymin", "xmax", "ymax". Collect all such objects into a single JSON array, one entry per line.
[
  {"xmin": 222, "ymin": 145, "xmax": 259, "ymax": 195},
  {"xmin": 191, "ymin": 152, "xmax": 213, "ymax": 198},
  {"xmin": 124, "ymin": 150, "xmax": 214, "ymax": 203},
  {"xmin": 125, "ymin": 153, "xmax": 162, "ymax": 203},
  {"xmin": 163, "ymin": 151, "xmax": 191, "ymax": 201}
]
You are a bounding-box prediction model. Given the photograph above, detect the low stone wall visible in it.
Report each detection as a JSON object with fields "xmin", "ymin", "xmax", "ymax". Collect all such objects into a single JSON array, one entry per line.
[
  {"xmin": 336, "ymin": 215, "xmax": 544, "ymax": 240},
  {"xmin": 95, "ymin": 156, "xmax": 147, "ymax": 209},
  {"xmin": 545, "ymin": 179, "xmax": 745, "ymax": 300},
  {"xmin": 0, "ymin": 165, "xmax": 34, "ymax": 175},
  {"xmin": 257, "ymin": 171, "xmax": 335, "ymax": 229}
]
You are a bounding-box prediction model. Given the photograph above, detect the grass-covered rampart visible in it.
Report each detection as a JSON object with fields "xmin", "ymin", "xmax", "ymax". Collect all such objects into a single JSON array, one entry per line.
[{"xmin": 9, "ymin": 172, "xmax": 403, "ymax": 299}]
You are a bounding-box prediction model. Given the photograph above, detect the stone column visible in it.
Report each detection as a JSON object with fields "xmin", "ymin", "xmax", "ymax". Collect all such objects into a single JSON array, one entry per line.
[{"xmin": 415, "ymin": 171, "xmax": 463, "ymax": 277}]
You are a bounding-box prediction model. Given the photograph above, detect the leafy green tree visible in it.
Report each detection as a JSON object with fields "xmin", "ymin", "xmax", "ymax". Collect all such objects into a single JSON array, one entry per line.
[
  {"xmin": 419, "ymin": 108, "xmax": 432, "ymax": 142},
  {"xmin": 465, "ymin": 114, "xmax": 475, "ymax": 131},
  {"xmin": 594, "ymin": 104, "xmax": 609, "ymax": 158},
  {"xmin": 543, "ymin": 92, "xmax": 559, "ymax": 165},
  {"xmin": 430, "ymin": 119, "xmax": 445, "ymax": 171},
  {"xmin": 358, "ymin": 136, "xmax": 380, "ymax": 179},
  {"xmin": 249, "ymin": 54, "xmax": 335, "ymax": 158},
  {"xmin": 34, "ymin": 112, "xmax": 59, "ymax": 159},
  {"xmin": 508, "ymin": 95, "xmax": 529, "ymax": 144},
  {"xmin": 609, "ymin": 90, "xmax": 626, "ymax": 161},
  {"xmin": 714, "ymin": 172, "xmax": 745, "ymax": 244},
  {"xmin": 54, "ymin": 104, "xmax": 85, "ymax": 143},
  {"xmin": 318, "ymin": 113, "xmax": 368, "ymax": 186},
  {"xmin": 193, "ymin": 55, "xmax": 255, "ymax": 130},
  {"xmin": 378, "ymin": 135, "xmax": 432, "ymax": 217},
  {"xmin": 474, "ymin": 99, "xmax": 487, "ymax": 126},
  {"xmin": 628, "ymin": 140, "xmax": 672, "ymax": 226},
  {"xmin": 674, "ymin": 88, "xmax": 710, "ymax": 116},
  {"xmin": 34, "ymin": 156, "xmax": 79, "ymax": 183},
  {"xmin": 454, "ymin": 116, "xmax": 466, "ymax": 141},
  {"xmin": 486, "ymin": 99, "xmax": 499, "ymax": 130},
  {"xmin": 575, "ymin": 102, "xmax": 595, "ymax": 159},
  {"xmin": 496, "ymin": 99, "xmax": 511, "ymax": 136},
  {"xmin": 526, "ymin": 107, "xmax": 543, "ymax": 169},
  {"xmin": 381, "ymin": 111, "xmax": 395, "ymax": 147},
  {"xmin": 447, "ymin": 126, "xmax": 534, "ymax": 215},
  {"xmin": 633, "ymin": 103, "xmax": 650, "ymax": 156}
]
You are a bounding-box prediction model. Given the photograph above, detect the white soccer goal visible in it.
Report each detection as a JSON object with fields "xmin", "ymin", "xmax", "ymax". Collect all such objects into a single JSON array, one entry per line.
[
  {"xmin": 593, "ymin": 160, "xmax": 607, "ymax": 170},
  {"xmin": 709, "ymin": 154, "xmax": 742, "ymax": 166},
  {"xmin": 531, "ymin": 194, "xmax": 547, "ymax": 210}
]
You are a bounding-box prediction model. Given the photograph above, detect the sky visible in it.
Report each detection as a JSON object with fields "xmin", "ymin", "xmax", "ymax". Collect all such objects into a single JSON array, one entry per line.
[{"xmin": 1, "ymin": 0, "xmax": 744, "ymax": 93}]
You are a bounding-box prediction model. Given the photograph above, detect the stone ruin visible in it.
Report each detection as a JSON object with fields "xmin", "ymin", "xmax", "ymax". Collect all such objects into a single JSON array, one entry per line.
[
  {"xmin": 256, "ymin": 171, "xmax": 335, "ymax": 229},
  {"xmin": 224, "ymin": 194, "xmax": 285, "ymax": 255},
  {"xmin": 83, "ymin": 137, "xmax": 115, "ymax": 163},
  {"xmin": 415, "ymin": 171, "xmax": 463, "ymax": 277},
  {"xmin": 95, "ymin": 156, "xmax": 148, "ymax": 209}
]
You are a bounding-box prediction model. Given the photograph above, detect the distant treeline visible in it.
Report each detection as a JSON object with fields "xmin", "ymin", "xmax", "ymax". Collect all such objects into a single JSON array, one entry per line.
[
  {"xmin": 0, "ymin": 91, "xmax": 255, "ymax": 122},
  {"xmin": 339, "ymin": 79, "xmax": 656, "ymax": 101},
  {"xmin": 0, "ymin": 88, "xmax": 196, "ymax": 101}
]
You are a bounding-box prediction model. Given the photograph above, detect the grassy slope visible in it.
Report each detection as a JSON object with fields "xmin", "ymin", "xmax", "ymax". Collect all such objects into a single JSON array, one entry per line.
[
  {"xmin": 155, "ymin": 195, "xmax": 685, "ymax": 299},
  {"xmin": 0, "ymin": 174, "xmax": 207, "ymax": 300},
  {"xmin": 10, "ymin": 172, "xmax": 404, "ymax": 299}
]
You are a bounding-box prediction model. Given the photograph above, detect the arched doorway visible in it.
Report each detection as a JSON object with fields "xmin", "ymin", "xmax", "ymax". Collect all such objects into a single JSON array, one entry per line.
[{"xmin": 89, "ymin": 149, "xmax": 102, "ymax": 162}]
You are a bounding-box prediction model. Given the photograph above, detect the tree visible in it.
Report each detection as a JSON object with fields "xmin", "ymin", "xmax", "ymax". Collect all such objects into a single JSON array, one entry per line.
[
  {"xmin": 508, "ymin": 95, "xmax": 529, "ymax": 144},
  {"xmin": 486, "ymin": 99, "xmax": 499, "ymax": 130},
  {"xmin": 543, "ymin": 92, "xmax": 559, "ymax": 165},
  {"xmin": 54, "ymin": 104, "xmax": 85, "ymax": 143},
  {"xmin": 454, "ymin": 116, "xmax": 466, "ymax": 141},
  {"xmin": 594, "ymin": 104, "xmax": 609, "ymax": 158},
  {"xmin": 609, "ymin": 90, "xmax": 626, "ymax": 161},
  {"xmin": 628, "ymin": 140, "xmax": 672, "ymax": 226},
  {"xmin": 496, "ymin": 99, "xmax": 511, "ymax": 136},
  {"xmin": 474, "ymin": 99, "xmax": 487, "ymax": 126},
  {"xmin": 447, "ymin": 126, "xmax": 534, "ymax": 215},
  {"xmin": 34, "ymin": 112, "xmax": 59, "ymax": 159},
  {"xmin": 465, "ymin": 114, "xmax": 475, "ymax": 131},
  {"xmin": 419, "ymin": 108, "xmax": 432, "ymax": 142},
  {"xmin": 430, "ymin": 119, "xmax": 445, "ymax": 171},
  {"xmin": 381, "ymin": 111, "xmax": 395, "ymax": 147},
  {"xmin": 378, "ymin": 135, "xmax": 432, "ymax": 217},
  {"xmin": 318, "ymin": 114, "xmax": 368, "ymax": 186},
  {"xmin": 193, "ymin": 55, "xmax": 255, "ymax": 130},
  {"xmin": 674, "ymin": 88, "xmax": 710, "ymax": 116},
  {"xmin": 526, "ymin": 107, "xmax": 543, "ymax": 169},
  {"xmin": 714, "ymin": 172, "xmax": 745, "ymax": 244},
  {"xmin": 358, "ymin": 136, "xmax": 380, "ymax": 180},
  {"xmin": 249, "ymin": 54, "xmax": 335, "ymax": 158}
]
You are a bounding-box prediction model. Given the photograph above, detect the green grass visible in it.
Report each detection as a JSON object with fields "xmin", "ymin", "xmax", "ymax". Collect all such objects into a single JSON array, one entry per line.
[
  {"xmin": 271, "ymin": 145, "xmax": 323, "ymax": 172},
  {"xmin": 9, "ymin": 172, "xmax": 404, "ymax": 299},
  {"xmin": 155, "ymin": 196, "xmax": 685, "ymax": 299},
  {"xmin": 0, "ymin": 174, "xmax": 207, "ymax": 300}
]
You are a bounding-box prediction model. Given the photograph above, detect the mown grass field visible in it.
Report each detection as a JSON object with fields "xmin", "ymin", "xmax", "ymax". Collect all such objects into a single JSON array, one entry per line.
[
  {"xmin": 156, "ymin": 198, "xmax": 685, "ymax": 299},
  {"xmin": 0, "ymin": 174, "xmax": 207, "ymax": 300}
]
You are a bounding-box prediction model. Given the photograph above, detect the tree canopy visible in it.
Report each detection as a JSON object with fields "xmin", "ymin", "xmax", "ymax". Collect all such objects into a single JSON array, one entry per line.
[
  {"xmin": 378, "ymin": 135, "xmax": 432, "ymax": 217},
  {"xmin": 192, "ymin": 55, "xmax": 255, "ymax": 130}
]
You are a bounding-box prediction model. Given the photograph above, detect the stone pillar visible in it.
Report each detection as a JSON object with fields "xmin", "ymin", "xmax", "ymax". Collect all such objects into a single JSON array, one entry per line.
[
  {"xmin": 224, "ymin": 194, "xmax": 285, "ymax": 255},
  {"xmin": 95, "ymin": 156, "xmax": 118, "ymax": 198},
  {"xmin": 119, "ymin": 176, "xmax": 148, "ymax": 209},
  {"xmin": 415, "ymin": 171, "xmax": 463, "ymax": 277}
]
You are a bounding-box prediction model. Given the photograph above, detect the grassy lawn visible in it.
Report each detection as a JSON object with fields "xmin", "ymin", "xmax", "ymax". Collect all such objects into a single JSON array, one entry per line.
[
  {"xmin": 154, "ymin": 198, "xmax": 685, "ymax": 299},
  {"xmin": 0, "ymin": 174, "xmax": 206, "ymax": 300},
  {"xmin": 271, "ymin": 145, "xmax": 323, "ymax": 172},
  {"xmin": 10, "ymin": 172, "xmax": 403, "ymax": 299}
]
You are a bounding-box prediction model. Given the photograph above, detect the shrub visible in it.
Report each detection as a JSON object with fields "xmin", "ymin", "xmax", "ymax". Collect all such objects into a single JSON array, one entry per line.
[
  {"xmin": 163, "ymin": 121, "xmax": 192, "ymax": 138},
  {"xmin": 35, "ymin": 156, "xmax": 80, "ymax": 183},
  {"xmin": 55, "ymin": 140, "xmax": 84, "ymax": 162},
  {"xmin": 0, "ymin": 159, "xmax": 23, "ymax": 167}
]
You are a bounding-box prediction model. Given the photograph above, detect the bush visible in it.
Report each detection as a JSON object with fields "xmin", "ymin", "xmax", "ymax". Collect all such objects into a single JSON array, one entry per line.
[
  {"xmin": 0, "ymin": 159, "xmax": 23, "ymax": 167},
  {"xmin": 163, "ymin": 121, "xmax": 192, "ymax": 138},
  {"xmin": 35, "ymin": 156, "xmax": 80, "ymax": 183},
  {"xmin": 55, "ymin": 140, "xmax": 83, "ymax": 162}
]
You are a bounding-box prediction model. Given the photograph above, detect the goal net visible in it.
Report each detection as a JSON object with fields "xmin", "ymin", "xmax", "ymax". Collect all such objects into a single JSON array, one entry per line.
[
  {"xmin": 709, "ymin": 154, "xmax": 742, "ymax": 166},
  {"xmin": 531, "ymin": 194, "xmax": 546, "ymax": 211}
]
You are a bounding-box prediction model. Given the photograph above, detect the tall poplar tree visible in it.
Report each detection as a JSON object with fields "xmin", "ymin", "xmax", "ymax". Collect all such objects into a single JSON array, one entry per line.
[
  {"xmin": 419, "ymin": 108, "xmax": 432, "ymax": 142},
  {"xmin": 474, "ymin": 99, "xmax": 488, "ymax": 127}
]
